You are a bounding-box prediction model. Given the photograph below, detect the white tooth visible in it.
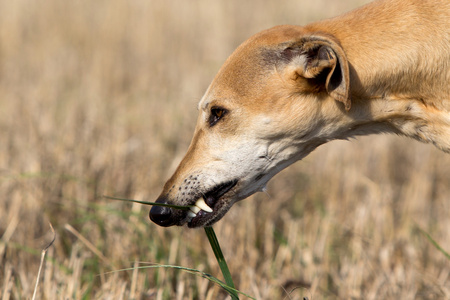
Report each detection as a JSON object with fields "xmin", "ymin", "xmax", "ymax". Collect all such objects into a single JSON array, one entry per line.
[
  {"xmin": 195, "ymin": 198, "xmax": 213, "ymax": 213},
  {"xmin": 187, "ymin": 211, "xmax": 197, "ymax": 218},
  {"xmin": 190, "ymin": 205, "xmax": 200, "ymax": 214}
]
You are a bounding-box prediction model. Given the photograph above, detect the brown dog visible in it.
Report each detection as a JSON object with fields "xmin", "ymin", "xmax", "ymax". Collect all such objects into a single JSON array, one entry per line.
[{"xmin": 150, "ymin": 0, "xmax": 450, "ymax": 228}]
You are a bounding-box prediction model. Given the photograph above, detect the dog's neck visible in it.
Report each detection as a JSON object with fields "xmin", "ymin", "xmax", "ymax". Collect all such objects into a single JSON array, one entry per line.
[
  {"xmin": 340, "ymin": 42, "xmax": 450, "ymax": 152},
  {"xmin": 336, "ymin": 94, "xmax": 450, "ymax": 153}
]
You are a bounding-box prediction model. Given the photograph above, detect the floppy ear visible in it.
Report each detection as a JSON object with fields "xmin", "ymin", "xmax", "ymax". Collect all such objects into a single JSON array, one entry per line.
[{"xmin": 281, "ymin": 35, "xmax": 351, "ymax": 110}]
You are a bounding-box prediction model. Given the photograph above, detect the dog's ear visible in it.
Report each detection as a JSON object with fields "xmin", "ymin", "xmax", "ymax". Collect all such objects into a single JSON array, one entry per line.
[{"xmin": 281, "ymin": 35, "xmax": 351, "ymax": 110}]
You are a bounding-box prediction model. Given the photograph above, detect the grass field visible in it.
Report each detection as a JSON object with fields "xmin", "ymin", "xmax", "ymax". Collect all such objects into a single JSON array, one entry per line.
[{"xmin": 1, "ymin": 0, "xmax": 449, "ymax": 299}]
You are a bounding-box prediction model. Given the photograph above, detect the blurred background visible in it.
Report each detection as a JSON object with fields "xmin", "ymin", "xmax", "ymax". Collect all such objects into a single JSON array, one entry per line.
[{"xmin": 1, "ymin": 0, "xmax": 449, "ymax": 299}]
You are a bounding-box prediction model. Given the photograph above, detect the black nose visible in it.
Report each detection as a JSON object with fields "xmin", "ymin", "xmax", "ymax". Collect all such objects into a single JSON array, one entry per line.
[{"xmin": 149, "ymin": 200, "xmax": 176, "ymax": 227}]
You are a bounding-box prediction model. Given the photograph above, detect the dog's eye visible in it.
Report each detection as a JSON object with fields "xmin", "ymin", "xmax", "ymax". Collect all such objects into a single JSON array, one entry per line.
[{"xmin": 208, "ymin": 107, "xmax": 228, "ymax": 127}]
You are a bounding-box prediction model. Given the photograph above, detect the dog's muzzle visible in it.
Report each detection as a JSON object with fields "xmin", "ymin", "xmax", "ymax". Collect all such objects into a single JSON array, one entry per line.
[{"xmin": 149, "ymin": 179, "xmax": 238, "ymax": 227}]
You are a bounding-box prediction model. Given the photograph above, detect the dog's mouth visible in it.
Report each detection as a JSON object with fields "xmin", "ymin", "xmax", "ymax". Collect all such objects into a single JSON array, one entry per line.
[{"xmin": 185, "ymin": 179, "xmax": 238, "ymax": 228}]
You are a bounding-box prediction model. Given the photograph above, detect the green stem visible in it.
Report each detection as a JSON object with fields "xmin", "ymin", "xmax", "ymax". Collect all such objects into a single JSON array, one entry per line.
[
  {"xmin": 204, "ymin": 226, "xmax": 239, "ymax": 300},
  {"xmin": 417, "ymin": 226, "xmax": 450, "ymax": 260},
  {"xmin": 103, "ymin": 195, "xmax": 191, "ymax": 210}
]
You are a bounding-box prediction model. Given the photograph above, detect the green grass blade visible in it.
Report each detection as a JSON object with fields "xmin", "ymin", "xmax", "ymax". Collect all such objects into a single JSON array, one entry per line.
[
  {"xmin": 103, "ymin": 264, "xmax": 255, "ymax": 299},
  {"xmin": 417, "ymin": 226, "xmax": 450, "ymax": 260},
  {"xmin": 103, "ymin": 195, "xmax": 191, "ymax": 210},
  {"xmin": 204, "ymin": 226, "xmax": 239, "ymax": 300}
]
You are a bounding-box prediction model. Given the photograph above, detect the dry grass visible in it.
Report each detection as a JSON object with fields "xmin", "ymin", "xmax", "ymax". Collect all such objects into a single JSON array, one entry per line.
[{"xmin": 1, "ymin": 0, "xmax": 449, "ymax": 299}]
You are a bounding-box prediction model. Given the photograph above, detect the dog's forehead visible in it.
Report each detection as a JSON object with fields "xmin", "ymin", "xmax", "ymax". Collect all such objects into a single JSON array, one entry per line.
[{"xmin": 198, "ymin": 25, "xmax": 306, "ymax": 110}]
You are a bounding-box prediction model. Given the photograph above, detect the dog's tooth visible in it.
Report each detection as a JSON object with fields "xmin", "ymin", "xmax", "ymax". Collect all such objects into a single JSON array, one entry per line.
[
  {"xmin": 190, "ymin": 205, "xmax": 201, "ymax": 214},
  {"xmin": 187, "ymin": 210, "xmax": 197, "ymax": 218},
  {"xmin": 195, "ymin": 198, "xmax": 213, "ymax": 213}
]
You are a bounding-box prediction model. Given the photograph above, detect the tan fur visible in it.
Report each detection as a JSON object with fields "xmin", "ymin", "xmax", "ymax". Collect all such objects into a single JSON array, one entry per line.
[{"xmin": 150, "ymin": 0, "xmax": 450, "ymax": 228}]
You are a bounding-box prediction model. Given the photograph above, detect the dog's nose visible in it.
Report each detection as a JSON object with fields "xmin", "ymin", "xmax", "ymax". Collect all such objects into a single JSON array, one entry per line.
[{"xmin": 149, "ymin": 197, "xmax": 176, "ymax": 227}]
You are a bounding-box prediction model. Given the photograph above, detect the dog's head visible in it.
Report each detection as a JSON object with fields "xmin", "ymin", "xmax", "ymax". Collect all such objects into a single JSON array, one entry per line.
[{"xmin": 150, "ymin": 25, "xmax": 351, "ymax": 228}]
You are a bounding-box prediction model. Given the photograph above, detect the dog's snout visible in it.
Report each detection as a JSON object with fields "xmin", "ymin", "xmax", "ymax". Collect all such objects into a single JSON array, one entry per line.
[{"xmin": 149, "ymin": 197, "xmax": 176, "ymax": 227}]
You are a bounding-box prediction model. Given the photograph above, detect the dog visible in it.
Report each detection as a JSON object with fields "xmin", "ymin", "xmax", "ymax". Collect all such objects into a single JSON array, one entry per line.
[{"xmin": 150, "ymin": 0, "xmax": 450, "ymax": 228}]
